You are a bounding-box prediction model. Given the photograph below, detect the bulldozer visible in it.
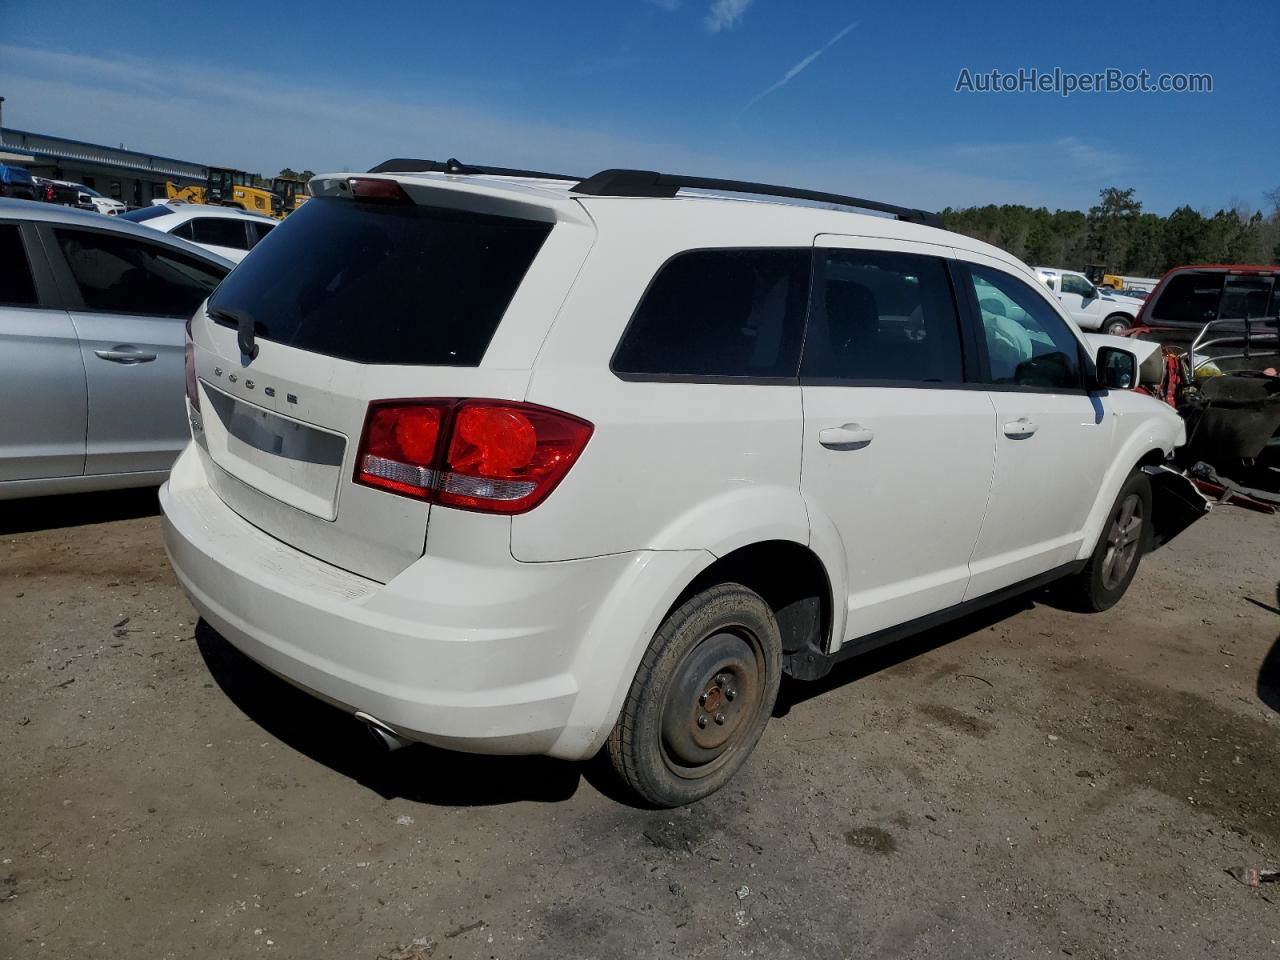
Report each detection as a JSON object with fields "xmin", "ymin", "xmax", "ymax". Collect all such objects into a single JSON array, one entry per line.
[
  {"xmin": 165, "ymin": 166, "xmax": 288, "ymax": 218},
  {"xmin": 271, "ymin": 175, "xmax": 310, "ymax": 215}
]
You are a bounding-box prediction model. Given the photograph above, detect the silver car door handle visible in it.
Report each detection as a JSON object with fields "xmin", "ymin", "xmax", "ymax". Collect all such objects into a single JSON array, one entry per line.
[
  {"xmin": 1003, "ymin": 417, "xmax": 1037, "ymax": 439},
  {"xmin": 95, "ymin": 346, "xmax": 157, "ymax": 364},
  {"xmin": 819, "ymin": 423, "xmax": 874, "ymax": 450}
]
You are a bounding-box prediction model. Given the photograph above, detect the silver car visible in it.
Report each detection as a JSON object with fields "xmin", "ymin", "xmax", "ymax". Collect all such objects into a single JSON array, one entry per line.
[{"xmin": 0, "ymin": 199, "xmax": 234, "ymax": 499}]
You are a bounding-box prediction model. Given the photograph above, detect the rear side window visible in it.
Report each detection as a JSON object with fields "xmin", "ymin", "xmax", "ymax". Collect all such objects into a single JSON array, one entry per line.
[
  {"xmin": 207, "ymin": 197, "xmax": 552, "ymax": 366},
  {"xmin": 53, "ymin": 227, "xmax": 226, "ymax": 316},
  {"xmin": 0, "ymin": 224, "xmax": 38, "ymax": 306},
  {"xmin": 802, "ymin": 250, "xmax": 964, "ymax": 383},
  {"xmin": 187, "ymin": 218, "xmax": 250, "ymax": 250},
  {"xmin": 612, "ymin": 249, "xmax": 810, "ymax": 379},
  {"xmin": 248, "ymin": 221, "xmax": 273, "ymax": 247}
]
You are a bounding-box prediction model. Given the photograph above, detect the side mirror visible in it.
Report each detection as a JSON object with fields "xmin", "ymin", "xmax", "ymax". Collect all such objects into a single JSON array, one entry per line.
[
  {"xmin": 1083, "ymin": 284, "xmax": 1098, "ymax": 300},
  {"xmin": 1096, "ymin": 345, "xmax": 1137, "ymax": 390}
]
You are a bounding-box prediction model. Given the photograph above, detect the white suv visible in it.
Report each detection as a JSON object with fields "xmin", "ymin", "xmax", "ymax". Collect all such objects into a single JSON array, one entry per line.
[{"xmin": 161, "ymin": 163, "xmax": 1184, "ymax": 806}]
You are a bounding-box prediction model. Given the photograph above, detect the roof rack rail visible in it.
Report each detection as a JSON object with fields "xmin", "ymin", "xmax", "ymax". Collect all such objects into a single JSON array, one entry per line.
[
  {"xmin": 571, "ymin": 169, "xmax": 945, "ymax": 228},
  {"xmin": 367, "ymin": 157, "xmax": 583, "ymax": 181}
]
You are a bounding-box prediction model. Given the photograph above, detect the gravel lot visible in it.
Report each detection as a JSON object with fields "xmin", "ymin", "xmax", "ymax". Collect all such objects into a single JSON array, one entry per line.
[{"xmin": 2, "ymin": 489, "xmax": 1278, "ymax": 960}]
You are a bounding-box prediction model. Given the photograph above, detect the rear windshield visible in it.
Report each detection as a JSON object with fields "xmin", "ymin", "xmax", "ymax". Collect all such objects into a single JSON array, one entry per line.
[
  {"xmin": 1152, "ymin": 272, "xmax": 1279, "ymax": 324},
  {"xmin": 206, "ymin": 196, "xmax": 552, "ymax": 365},
  {"xmin": 120, "ymin": 206, "xmax": 176, "ymax": 223}
]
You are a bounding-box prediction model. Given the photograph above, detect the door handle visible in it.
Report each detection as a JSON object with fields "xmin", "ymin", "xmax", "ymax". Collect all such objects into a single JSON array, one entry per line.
[
  {"xmin": 819, "ymin": 423, "xmax": 874, "ymax": 450},
  {"xmin": 95, "ymin": 346, "xmax": 157, "ymax": 364},
  {"xmin": 1003, "ymin": 417, "xmax": 1037, "ymax": 439}
]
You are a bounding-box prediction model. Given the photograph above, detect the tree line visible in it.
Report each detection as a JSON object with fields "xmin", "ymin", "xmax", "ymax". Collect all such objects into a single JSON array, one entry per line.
[{"xmin": 941, "ymin": 187, "xmax": 1280, "ymax": 277}]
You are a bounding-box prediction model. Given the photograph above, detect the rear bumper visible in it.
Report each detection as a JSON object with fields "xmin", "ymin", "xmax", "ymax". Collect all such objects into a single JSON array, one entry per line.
[{"xmin": 161, "ymin": 445, "xmax": 705, "ymax": 760}]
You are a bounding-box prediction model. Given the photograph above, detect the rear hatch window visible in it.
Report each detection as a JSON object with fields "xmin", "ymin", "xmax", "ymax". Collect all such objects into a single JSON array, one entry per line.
[
  {"xmin": 207, "ymin": 196, "xmax": 552, "ymax": 365},
  {"xmin": 1152, "ymin": 272, "xmax": 1278, "ymax": 325}
]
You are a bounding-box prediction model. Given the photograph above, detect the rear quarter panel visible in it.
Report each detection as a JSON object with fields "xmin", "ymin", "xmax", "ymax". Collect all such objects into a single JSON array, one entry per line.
[{"xmin": 516, "ymin": 202, "xmax": 810, "ymax": 562}]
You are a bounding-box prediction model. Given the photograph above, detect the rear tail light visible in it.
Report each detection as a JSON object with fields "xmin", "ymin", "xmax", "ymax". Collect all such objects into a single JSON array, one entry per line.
[
  {"xmin": 354, "ymin": 400, "xmax": 593, "ymax": 514},
  {"xmin": 184, "ymin": 315, "xmax": 199, "ymax": 412}
]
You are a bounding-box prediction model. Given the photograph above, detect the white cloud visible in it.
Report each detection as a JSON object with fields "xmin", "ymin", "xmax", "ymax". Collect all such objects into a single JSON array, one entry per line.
[
  {"xmin": 745, "ymin": 21, "xmax": 858, "ymax": 108},
  {"xmin": 705, "ymin": 0, "xmax": 752, "ymax": 32}
]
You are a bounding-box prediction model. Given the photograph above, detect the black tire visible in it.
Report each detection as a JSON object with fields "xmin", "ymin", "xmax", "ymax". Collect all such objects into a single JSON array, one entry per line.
[
  {"xmin": 607, "ymin": 583, "xmax": 782, "ymax": 807},
  {"xmin": 1060, "ymin": 470, "xmax": 1152, "ymax": 612},
  {"xmin": 1103, "ymin": 315, "xmax": 1132, "ymax": 337}
]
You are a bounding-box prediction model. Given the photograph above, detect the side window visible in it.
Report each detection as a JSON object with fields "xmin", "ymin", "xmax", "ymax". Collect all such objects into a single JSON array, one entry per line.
[
  {"xmin": 966, "ymin": 264, "xmax": 1082, "ymax": 390},
  {"xmin": 801, "ymin": 249, "xmax": 965, "ymax": 383},
  {"xmin": 0, "ymin": 224, "xmax": 38, "ymax": 306},
  {"xmin": 169, "ymin": 220, "xmax": 195, "ymax": 240},
  {"xmin": 53, "ymin": 228, "xmax": 226, "ymax": 317},
  {"xmin": 248, "ymin": 221, "xmax": 274, "ymax": 247},
  {"xmin": 612, "ymin": 248, "xmax": 810, "ymax": 379},
  {"xmin": 1060, "ymin": 273, "xmax": 1092, "ymax": 296},
  {"xmin": 190, "ymin": 218, "xmax": 250, "ymax": 250}
]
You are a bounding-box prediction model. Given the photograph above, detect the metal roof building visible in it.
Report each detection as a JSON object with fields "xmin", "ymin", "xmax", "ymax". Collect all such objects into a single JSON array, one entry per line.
[{"xmin": 0, "ymin": 128, "xmax": 207, "ymax": 207}]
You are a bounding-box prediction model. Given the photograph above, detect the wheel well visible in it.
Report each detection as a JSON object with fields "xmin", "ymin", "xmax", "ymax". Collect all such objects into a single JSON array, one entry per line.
[
  {"xmin": 1136, "ymin": 448, "xmax": 1166, "ymax": 469},
  {"xmin": 669, "ymin": 540, "xmax": 832, "ymax": 661},
  {"xmin": 1105, "ymin": 312, "xmax": 1132, "ymax": 325}
]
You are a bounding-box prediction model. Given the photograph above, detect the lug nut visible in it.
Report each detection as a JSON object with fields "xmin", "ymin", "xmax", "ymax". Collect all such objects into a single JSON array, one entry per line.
[
  {"xmin": 697, "ymin": 715, "xmax": 708, "ymax": 728},
  {"xmin": 698, "ymin": 693, "xmax": 707, "ymax": 706},
  {"xmin": 714, "ymin": 713, "xmax": 726, "ymax": 725},
  {"xmin": 725, "ymin": 687, "xmax": 737, "ymax": 701}
]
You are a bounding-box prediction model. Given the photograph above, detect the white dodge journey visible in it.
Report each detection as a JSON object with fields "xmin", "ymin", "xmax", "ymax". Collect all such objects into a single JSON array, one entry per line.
[{"xmin": 161, "ymin": 160, "xmax": 1184, "ymax": 806}]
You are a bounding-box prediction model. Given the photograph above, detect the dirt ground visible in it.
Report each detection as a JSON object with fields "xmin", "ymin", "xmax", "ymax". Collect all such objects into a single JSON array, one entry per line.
[{"xmin": 2, "ymin": 489, "xmax": 1278, "ymax": 960}]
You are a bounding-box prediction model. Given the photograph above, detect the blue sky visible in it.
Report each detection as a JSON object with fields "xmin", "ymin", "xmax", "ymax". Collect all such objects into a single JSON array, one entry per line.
[{"xmin": 2, "ymin": 0, "xmax": 1276, "ymax": 214}]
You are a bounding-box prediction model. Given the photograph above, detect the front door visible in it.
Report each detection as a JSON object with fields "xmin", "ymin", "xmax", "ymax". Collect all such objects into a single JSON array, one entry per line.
[
  {"xmin": 800, "ymin": 237, "xmax": 996, "ymax": 644},
  {"xmin": 1055, "ymin": 272, "xmax": 1098, "ymax": 328},
  {"xmin": 953, "ymin": 253, "xmax": 1112, "ymax": 598},
  {"xmin": 46, "ymin": 224, "xmax": 225, "ymax": 475}
]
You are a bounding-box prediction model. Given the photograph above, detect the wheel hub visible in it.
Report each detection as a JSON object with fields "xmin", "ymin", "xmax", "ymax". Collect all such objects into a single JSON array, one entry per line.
[{"xmin": 660, "ymin": 631, "xmax": 760, "ymax": 772}]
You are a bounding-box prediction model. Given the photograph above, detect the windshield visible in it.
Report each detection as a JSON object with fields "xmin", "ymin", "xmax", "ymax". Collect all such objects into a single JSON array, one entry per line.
[{"xmin": 207, "ymin": 196, "xmax": 552, "ymax": 366}]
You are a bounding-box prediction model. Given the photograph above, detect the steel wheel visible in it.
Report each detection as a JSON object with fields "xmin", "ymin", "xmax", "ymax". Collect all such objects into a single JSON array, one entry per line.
[
  {"xmin": 1105, "ymin": 318, "xmax": 1131, "ymax": 337},
  {"xmin": 658, "ymin": 628, "xmax": 766, "ymax": 780},
  {"xmin": 607, "ymin": 583, "xmax": 782, "ymax": 806},
  {"xmin": 1101, "ymin": 492, "xmax": 1143, "ymax": 590}
]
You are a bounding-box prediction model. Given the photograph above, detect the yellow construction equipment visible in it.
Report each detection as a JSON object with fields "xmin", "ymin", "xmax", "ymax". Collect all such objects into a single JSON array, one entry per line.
[
  {"xmin": 272, "ymin": 175, "xmax": 310, "ymax": 215},
  {"xmin": 165, "ymin": 166, "xmax": 289, "ymax": 218}
]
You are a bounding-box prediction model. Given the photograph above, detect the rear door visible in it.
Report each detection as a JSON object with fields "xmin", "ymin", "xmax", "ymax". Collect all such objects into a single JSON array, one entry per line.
[
  {"xmin": 800, "ymin": 236, "xmax": 996, "ymax": 642},
  {"xmin": 186, "ymin": 181, "xmax": 592, "ymax": 583},
  {"xmin": 43, "ymin": 224, "xmax": 226, "ymax": 475},
  {"xmin": 0, "ymin": 219, "xmax": 87, "ymax": 481},
  {"xmin": 952, "ymin": 253, "xmax": 1112, "ymax": 597}
]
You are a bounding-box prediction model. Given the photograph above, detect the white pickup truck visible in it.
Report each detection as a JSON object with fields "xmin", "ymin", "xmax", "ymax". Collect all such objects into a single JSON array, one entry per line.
[{"xmin": 1032, "ymin": 267, "xmax": 1143, "ymax": 335}]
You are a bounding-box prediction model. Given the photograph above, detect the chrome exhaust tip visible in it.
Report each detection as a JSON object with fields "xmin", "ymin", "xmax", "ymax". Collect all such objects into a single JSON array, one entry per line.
[{"xmin": 354, "ymin": 711, "xmax": 412, "ymax": 752}]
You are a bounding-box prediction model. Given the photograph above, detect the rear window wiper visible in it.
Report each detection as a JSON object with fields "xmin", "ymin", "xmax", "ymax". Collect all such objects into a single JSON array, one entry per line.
[{"xmin": 209, "ymin": 306, "xmax": 260, "ymax": 360}]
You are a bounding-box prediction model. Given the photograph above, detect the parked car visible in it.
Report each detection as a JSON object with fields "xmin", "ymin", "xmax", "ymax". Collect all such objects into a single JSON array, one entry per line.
[
  {"xmin": 32, "ymin": 177, "xmax": 89, "ymax": 208},
  {"xmin": 161, "ymin": 164, "xmax": 1184, "ymax": 807},
  {"xmin": 0, "ymin": 164, "xmax": 37, "ymax": 201},
  {"xmin": 78, "ymin": 185, "xmax": 128, "ymax": 216},
  {"xmin": 0, "ymin": 198, "xmax": 233, "ymax": 499},
  {"xmin": 1032, "ymin": 266, "xmax": 1143, "ymax": 335},
  {"xmin": 121, "ymin": 203, "xmax": 276, "ymax": 263}
]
